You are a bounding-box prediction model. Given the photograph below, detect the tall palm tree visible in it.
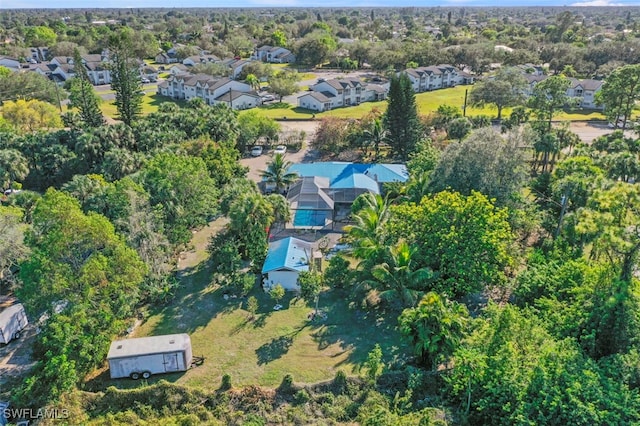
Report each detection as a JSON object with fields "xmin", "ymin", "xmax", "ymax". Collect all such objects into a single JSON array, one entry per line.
[
  {"xmin": 0, "ymin": 149, "xmax": 29, "ymax": 190},
  {"xmin": 259, "ymin": 153, "xmax": 298, "ymax": 194},
  {"xmin": 367, "ymin": 240, "xmax": 434, "ymax": 307},
  {"xmin": 361, "ymin": 118, "xmax": 388, "ymax": 161}
]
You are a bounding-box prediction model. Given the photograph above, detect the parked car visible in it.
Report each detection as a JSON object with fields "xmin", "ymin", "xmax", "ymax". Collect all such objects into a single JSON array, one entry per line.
[
  {"xmin": 325, "ymin": 243, "xmax": 353, "ymax": 260},
  {"xmin": 273, "ymin": 145, "xmax": 287, "ymax": 155},
  {"xmin": 141, "ymin": 78, "xmax": 151, "ymax": 84},
  {"xmin": 3, "ymin": 189, "xmax": 21, "ymax": 196},
  {"xmin": 250, "ymin": 146, "xmax": 263, "ymax": 157},
  {"xmin": 261, "ymin": 94, "xmax": 275, "ymax": 102}
]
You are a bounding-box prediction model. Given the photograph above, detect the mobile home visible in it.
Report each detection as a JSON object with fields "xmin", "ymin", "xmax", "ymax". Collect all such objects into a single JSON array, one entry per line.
[
  {"xmin": 107, "ymin": 333, "xmax": 192, "ymax": 379},
  {"xmin": 0, "ymin": 303, "xmax": 28, "ymax": 344}
]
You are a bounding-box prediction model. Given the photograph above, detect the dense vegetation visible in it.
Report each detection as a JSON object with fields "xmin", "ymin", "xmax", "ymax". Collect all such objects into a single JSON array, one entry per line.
[{"xmin": 1, "ymin": 6, "xmax": 640, "ymax": 426}]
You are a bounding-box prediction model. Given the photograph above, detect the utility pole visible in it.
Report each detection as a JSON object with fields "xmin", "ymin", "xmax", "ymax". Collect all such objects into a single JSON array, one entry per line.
[
  {"xmin": 463, "ymin": 88, "xmax": 468, "ymax": 117},
  {"xmin": 554, "ymin": 194, "xmax": 568, "ymax": 238}
]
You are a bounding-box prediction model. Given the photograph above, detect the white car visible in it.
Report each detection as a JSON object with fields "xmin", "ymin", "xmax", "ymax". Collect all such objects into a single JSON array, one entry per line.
[
  {"xmin": 261, "ymin": 94, "xmax": 275, "ymax": 102},
  {"xmin": 325, "ymin": 243, "xmax": 353, "ymax": 260},
  {"xmin": 250, "ymin": 146, "xmax": 263, "ymax": 157},
  {"xmin": 273, "ymin": 145, "xmax": 287, "ymax": 155}
]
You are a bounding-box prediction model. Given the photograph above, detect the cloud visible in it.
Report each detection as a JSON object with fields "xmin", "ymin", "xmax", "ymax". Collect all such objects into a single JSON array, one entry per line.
[{"xmin": 571, "ymin": 0, "xmax": 625, "ymax": 5}]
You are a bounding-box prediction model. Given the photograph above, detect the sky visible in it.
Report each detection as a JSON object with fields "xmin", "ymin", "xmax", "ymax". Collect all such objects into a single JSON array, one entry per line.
[{"xmin": 0, "ymin": 0, "xmax": 638, "ymax": 8}]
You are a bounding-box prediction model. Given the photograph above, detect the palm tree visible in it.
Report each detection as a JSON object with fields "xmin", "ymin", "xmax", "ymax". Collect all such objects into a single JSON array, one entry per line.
[
  {"xmin": 367, "ymin": 240, "xmax": 434, "ymax": 307},
  {"xmin": 398, "ymin": 292, "xmax": 468, "ymax": 369},
  {"xmin": 0, "ymin": 149, "xmax": 29, "ymax": 190},
  {"xmin": 245, "ymin": 73, "xmax": 261, "ymax": 91},
  {"xmin": 260, "ymin": 153, "xmax": 299, "ymax": 194},
  {"xmin": 361, "ymin": 118, "xmax": 388, "ymax": 161},
  {"xmin": 346, "ymin": 193, "xmax": 389, "ymax": 262}
]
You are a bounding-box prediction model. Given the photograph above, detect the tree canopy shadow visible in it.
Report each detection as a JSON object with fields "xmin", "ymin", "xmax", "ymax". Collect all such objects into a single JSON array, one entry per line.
[{"xmin": 255, "ymin": 335, "xmax": 294, "ymax": 365}]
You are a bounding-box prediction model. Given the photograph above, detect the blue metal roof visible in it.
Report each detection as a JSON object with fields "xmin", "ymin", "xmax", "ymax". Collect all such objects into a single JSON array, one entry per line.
[
  {"xmin": 288, "ymin": 162, "xmax": 408, "ymax": 189},
  {"xmin": 331, "ymin": 173, "xmax": 380, "ymax": 193},
  {"xmin": 262, "ymin": 237, "xmax": 312, "ymax": 274}
]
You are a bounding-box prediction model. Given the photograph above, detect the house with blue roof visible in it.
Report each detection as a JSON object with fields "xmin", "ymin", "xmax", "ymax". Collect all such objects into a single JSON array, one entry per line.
[
  {"xmin": 285, "ymin": 162, "xmax": 409, "ymax": 228},
  {"xmin": 261, "ymin": 237, "xmax": 314, "ymax": 291}
]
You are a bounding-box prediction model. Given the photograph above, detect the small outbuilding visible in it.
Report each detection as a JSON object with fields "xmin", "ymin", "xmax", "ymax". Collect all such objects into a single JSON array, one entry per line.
[
  {"xmin": 0, "ymin": 303, "xmax": 28, "ymax": 344},
  {"xmin": 107, "ymin": 333, "xmax": 192, "ymax": 380},
  {"xmin": 262, "ymin": 237, "xmax": 313, "ymax": 291}
]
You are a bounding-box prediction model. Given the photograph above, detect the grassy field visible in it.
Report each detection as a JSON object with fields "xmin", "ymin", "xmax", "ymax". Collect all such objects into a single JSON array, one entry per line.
[
  {"xmin": 100, "ymin": 84, "xmax": 606, "ymax": 123},
  {"xmin": 86, "ymin": 220, "xmax": 406, "ymax": 392},
  {"xmin": 100, "ymin": 92, "xmax": 186, "ymax": 118},
  {"xmin": 243, "ymin": 85, "xmax": 606, "ymax": 121}
]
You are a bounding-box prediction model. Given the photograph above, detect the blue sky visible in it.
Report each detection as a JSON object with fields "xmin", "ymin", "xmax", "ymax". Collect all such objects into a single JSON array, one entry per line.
[{"xmin": 1, "ymin": 0, "xmax": 638, "ymax": 7}]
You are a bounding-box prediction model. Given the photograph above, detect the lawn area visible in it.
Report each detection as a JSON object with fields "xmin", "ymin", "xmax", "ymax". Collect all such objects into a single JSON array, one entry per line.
[
  {"xmin": 100, "ymin": 93, "xmax": 186, "ymax": 119},
  {"xmin": 245, "ymin": 85, "xmax": 606, "ymax": 122},
  {"xmin": 88, "ymin": 220, "xmax": 406, "ymax": 392}
]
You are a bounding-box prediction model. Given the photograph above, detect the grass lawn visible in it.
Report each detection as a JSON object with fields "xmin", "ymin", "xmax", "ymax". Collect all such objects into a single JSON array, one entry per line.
[
  {"xmin": 86, "ymin": 220, "xmax": 406, "ymax": 392},
  {"xmin": 244, "ymin": 85, "xmax": 606, "ymax": 122},
  {"xmin": 100, "ymin": 93, "xmax": 186, "ymax": 119}
]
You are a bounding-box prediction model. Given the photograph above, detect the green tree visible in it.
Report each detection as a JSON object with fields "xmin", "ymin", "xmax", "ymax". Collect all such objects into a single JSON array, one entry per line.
[
  {"xmin": 237, "ymin": 111, "xmax": 280, "ymax": 151},
  {"xmin": 141, "ymin": 153, "xmax": 219, "ymax": 244},
  {"xmin": 109, "ymin": 31, "xmax": 143, "ymax": 126},
  {"xmin": 429, "ymin": 127, "xmax": 529, "ymax": 206},
  {"xmin": 2, "ymin": 99, "xmax": 62, "ymax": 132},
  {"xmin": 469, "ymin": 67, "xmax": 527, "ymax": 119},
  {"xmin": 294, "ymin": 30, "xmax": 337, "ymax": 67},
  {"xmin": 68, "ymin": 48, "xmax": 104, "ymax": 128},
  {"xmin": 260, "ymin": 153, "xmax": 299, "ymax": 194},
  {"xmin": 367, "ymin": 240, "xmax": 434, "ymax": 307},
  {"xmin": 244, "ymin": 73, "xmax": 260, "ymax": 91},
  {"xmin": 383, "ymin": 73, "xmax": 422, "ymax": 161},
  {"xmin": 0, "ymin": 70, "xmax": 62, "ymax": 105},
  {"xmin": 346, "ymin": 193, "xmax": 389, "ymax": 269},
  {"xmin": 528, "ymin": 75, "xmax": 572, "ymax": 132},
  {"xmin": 364, "ymin": 343, "xmax": 384, "ymax": 384},
  {"xmin": 298, "ymin": 270, "xmax": 323, "ymax": 315},
  {"xmin": 446, "ymin": 117, "xmax": 472, "ymax": 142},
  {"xmin": 596, "ymin": 64, "xmax": 640, "ymax": 129},
  {"xmin": 246, "ymin": 296, "xmax": 259, "ymax": 320},
  {"xmin": 228, "ymin": 191, "xmax": 274, "ymax": 266},
  {"xmin": 389, "ymin": 191, "xmax": 514, "ymax": 298},
  {"xmin": 0, "ymin": 149, "xmax": 29, "ymax": 190},
  {"xmin": 360, "ymin": 118, "xmax": 388, "ymax": 161},
  {"xmin": 399, "ymin": 292, "xmax": 468, "ymax": 369},
  {"xmin": 271, "ymin": 29, "xmax": 288, "ymax": 47},
  {"xmin": 270, "ymin": 283, "xmax": 285, "ymax": 305},
  {"xmin": 269, "ymin": 70, "xmax": 300, "ymax": 102}
]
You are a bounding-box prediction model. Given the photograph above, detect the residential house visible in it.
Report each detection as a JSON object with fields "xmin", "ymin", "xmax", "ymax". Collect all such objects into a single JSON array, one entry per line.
[
  {"xmin": 261, "ymin": 237, "xmax": 314, "ymax": 291},
  {"xmin": 567, "ymin": 78, "xmax": 603, "ymax": 109},
  {"xmin": 0, "ymin": 56, "xmax": 20, "ymax": 70},
  {"xmin": 403, "ymin": 64, "xmax": 470, "ymax": 92},
  {"xmin": 297, "ymin": 78, "xmax": 389, "ymax": 112},
  {"xmin": 522, "ymin": 73, "xmax": 604, "ymax": 110},
  {"xmin": 29, "ymin": 47, "xmax": 49, "ymax": 63},
  {"xmin": 83, "ymin": 55, "xmax": 111, "ymax": 85},
  {"xmin": 252, "ymin": 45, "xmax": 296, "ymax": 64},
  {"xmin": 169, "ymin": 63, "xmax": 189, "ymax": 75},
  {"xmin": 140, "ymin": 66, "xmax": 158, "ymax": 82},
  {"xmin": 158, "ymin": 73, "xmax": 260, "ymax": 109},
  {"xmin": 213, "ymin": 89, "xmax": 262, "ymax": 110},
  {"xmin": 285, "ymin": 162, "xmax": 409, "ymax": 226},
  {"xmin": 155, "ymin": 51, "xmax": 179, "ymax": 64},
  {"xmin": 221, "ymin": 58, "xmax": 251, "ymax": 79},
  {"xmin": 182, "ymin": 54, "xmax": 220, "ymax": 67}
]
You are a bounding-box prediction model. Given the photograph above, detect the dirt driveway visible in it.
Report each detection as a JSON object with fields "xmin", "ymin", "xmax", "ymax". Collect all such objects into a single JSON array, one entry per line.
[{"xmin": 241, "ymin": 120, "xmax": 321, "ymax": 182}]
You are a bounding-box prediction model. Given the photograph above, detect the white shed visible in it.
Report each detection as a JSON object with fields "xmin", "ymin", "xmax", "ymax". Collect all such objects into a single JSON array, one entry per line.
[
  {"xmin": 262, "ymin": 237, "xmax": 313, "ymax": 291},
  {"xmin": 107, "ymin": 333, "xmax": 192, "ymax": 380},
  {"xmin": 0, "ymin": 303, "xmax": 28, "ymax": 344}
]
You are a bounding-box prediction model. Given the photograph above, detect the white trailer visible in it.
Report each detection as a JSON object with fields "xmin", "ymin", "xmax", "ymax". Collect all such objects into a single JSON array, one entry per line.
[
  {"xmin": 0, "ymin": 303, "xmax": 28, "ymax": 345},
  {"xmin": 107, "ymin": 333, "xmax": 192, "ymax": 380}
]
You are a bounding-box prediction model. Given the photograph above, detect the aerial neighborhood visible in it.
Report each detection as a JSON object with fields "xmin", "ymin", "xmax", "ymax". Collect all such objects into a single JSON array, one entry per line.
[{"xmin": 1, "ymin": 6, "xmax": 640, "ymax": 426}]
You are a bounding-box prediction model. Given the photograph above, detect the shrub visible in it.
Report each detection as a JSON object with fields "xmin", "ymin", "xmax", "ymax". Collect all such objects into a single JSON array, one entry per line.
[{"xmin": 220, "ymin": 374, "xmax": 232, "ymax": 391}]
